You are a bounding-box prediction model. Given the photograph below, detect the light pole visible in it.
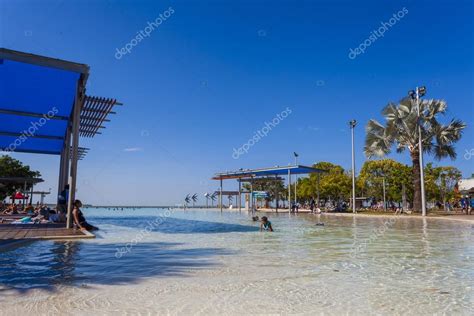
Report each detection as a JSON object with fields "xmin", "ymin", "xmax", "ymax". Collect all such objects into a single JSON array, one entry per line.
[
  {"xmin": 293, "ymin": 152, "xmax": 298, "ymax": 206},
  {"xmin": 382, "ymin": 177, "xmax": 387, "ymax": 212},
  {"xmin": 409, "ymin": 86, "xmax": 427, "ymax": 216},
  {"xmin": 349, "ymin": 120, "xmax": 357, "ymax": 213}
]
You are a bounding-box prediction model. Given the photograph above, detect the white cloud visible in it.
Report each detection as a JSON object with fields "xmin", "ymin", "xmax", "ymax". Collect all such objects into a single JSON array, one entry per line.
[{"xmin": 123, "ymin": 147, "xmax": 143, "ymax": 152}]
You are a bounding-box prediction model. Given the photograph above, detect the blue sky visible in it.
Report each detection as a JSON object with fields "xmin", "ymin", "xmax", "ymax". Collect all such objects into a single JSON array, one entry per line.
[{"xmin": 1, "ymin": 0, "xmax": 473, "ymax": 205}]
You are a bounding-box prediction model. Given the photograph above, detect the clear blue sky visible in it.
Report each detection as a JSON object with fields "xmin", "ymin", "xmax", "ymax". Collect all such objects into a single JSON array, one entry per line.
[{"xmin": 1, "ymin": 0, "xmax": 473, "ymax": 205}]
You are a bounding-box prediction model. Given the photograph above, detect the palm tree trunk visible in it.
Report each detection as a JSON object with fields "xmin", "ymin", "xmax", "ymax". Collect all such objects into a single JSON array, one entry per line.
[{"xmin": 411, "ymin": 150, "xmax": 422, "ymax": 212}]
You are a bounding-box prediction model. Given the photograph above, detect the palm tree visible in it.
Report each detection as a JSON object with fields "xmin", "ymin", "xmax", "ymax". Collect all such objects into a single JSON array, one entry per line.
[
  {"xmin": 204, "ymin": 193, "xmax": 210, "ymax": 208},
  {"xmin": 210, "ymin": 193, "xmax": 217, "ymax": 207},
  {"xmin": 184, "ymin": 194, "xmax": 191, "ymax": 209},
  {"xmin": 228, "ymin": 195, "xmax": 233, "ymax": 206},
  {"xmin": 191, "ymin": 193, "xmax": 198, "ymax": 207},
  {"xmin": 365, "ymin": 97, "xmax": 466, "ymax": 212}
]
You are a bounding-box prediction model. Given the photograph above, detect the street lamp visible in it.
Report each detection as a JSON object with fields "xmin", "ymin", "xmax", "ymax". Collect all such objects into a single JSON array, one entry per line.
[
  {"xmin": 382, "ymin": 177, "xmax": 387, "ymax": 212},
  {"xmin": 408, "ymin": 86, "xmax": 427, "ymax": 216},
  {"xmin": 293, "ymin": 152, "xmax": 299, "ymax": 206},
  {"xmin": 349, "ymin": 120, "xmax": 357, "ymax": 213}
]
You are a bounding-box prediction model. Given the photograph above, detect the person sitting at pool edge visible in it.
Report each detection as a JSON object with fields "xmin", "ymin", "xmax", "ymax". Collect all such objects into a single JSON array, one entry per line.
[
  {"xmin": 260, "ymin": 216, "xmax": 273, "ymax": 232},
  {"xmin": 72, "ymin": 199, "xmax": 98, "ymax": 231}
]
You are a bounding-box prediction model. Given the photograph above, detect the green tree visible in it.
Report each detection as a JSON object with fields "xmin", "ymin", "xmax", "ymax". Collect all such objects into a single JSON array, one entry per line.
[
  {"xmin": 242, "ymin": 178, "xmax": 286, "ymax": 208},
  {"xmin": 296, "ymin": 162, "xmax": 351, "ymax": 203},
  {"xmin": 0, "ymin": 155, "xmax": 41, "ymax": 200},
  {"xmin": 365, "ymin": 97, "xmax": 466, "ymax": 212},
  {"xmin": 436, "ymin": 166, "xmax": 462, "ymax": 210},
  {"xmin": 296, "ymin": 177, "xmax": 314, "ymax": 201},
  {"xmin": 424, "ymin": 163, "xmax": 461, "ymax": 209},
  {"xmin": 357, "ymin": 159, "xmax": 412, "ymax": 203},
  {"xmin": 424, "ymin": 163, "xmax": 440, "ymax": 203}
]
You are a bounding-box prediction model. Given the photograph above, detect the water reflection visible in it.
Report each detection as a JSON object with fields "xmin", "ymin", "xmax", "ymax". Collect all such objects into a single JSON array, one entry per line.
[{"xmin": 0, "ymin": 240, "xmax": 233, "ymax": 293}]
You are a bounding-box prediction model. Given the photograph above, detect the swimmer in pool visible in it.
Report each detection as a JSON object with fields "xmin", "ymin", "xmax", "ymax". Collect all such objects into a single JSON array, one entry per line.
[
  {"xmin": 260, "ymin": 216, "xmax": 273, "ymax": 232},
  {"xmin": 252, "ymin": 216, "xmax": 259, "ymax": 221}
]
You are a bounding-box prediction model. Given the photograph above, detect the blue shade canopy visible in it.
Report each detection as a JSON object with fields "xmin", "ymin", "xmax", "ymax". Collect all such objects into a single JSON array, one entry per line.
[
  {"xmin": 0, "ymin": 135, "xmax": 65, "ymax": 155},
  {"xmin": 0, "ymin": 114, "xmax": 68, "ymax": 137},
  {"xmin": 212, "ymin": 165, "xmax": 327, "ymax": 180},
  {"xmin": 0, "ymin": 49, "xmax": 88, "ymax": 155}
]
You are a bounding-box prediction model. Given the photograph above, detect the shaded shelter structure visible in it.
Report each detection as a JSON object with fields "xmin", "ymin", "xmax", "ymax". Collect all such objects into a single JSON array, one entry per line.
[
  {"xmin": 212, "ymin": 165, "xmax": 326, "ymax": 212},
  {"xmin": 0, "ymin": 176, "xmax": 44, "ymax": 204},
  {"xmin": 0, "ymin": 48, "xmax": 121, "ymax": 228}
]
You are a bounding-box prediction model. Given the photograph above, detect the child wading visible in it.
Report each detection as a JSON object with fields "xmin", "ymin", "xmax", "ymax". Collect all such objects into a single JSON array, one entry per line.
[{"xmin": 260, "ymin": 216, "xmax": 273, "ymax": 232}]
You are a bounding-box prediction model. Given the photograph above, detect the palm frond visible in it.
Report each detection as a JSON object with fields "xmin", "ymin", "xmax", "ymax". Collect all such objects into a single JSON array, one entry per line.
[
  {"xmin": 433, "ymin": 143, "xmax": 457, "ymax": 160},
  {"xmin": 364, "ymin": 119, "xmax": 392, "ymax": 158},
  {"xmin": 422, "ymin": 99, "xmax": 447, "ymax": 119},
  {"xmin": 365, "ymin": 95, "xmax": 465, "ymax": 161}
]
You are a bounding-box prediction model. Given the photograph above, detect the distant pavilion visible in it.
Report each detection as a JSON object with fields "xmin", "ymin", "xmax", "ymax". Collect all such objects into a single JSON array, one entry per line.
[{"xmin": 212, "ymin": 165, "xmax": 326, "ymax": 212}]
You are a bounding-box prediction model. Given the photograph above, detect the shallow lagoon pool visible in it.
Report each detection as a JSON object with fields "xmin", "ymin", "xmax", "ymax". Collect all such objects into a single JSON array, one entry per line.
[{"xmin": 0, "ymin": 208, "xmax": 472, "ymax": 315}]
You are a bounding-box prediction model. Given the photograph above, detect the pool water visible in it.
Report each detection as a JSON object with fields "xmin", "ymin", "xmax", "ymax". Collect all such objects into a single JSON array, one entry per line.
[{"xmin": 0, "ymin": 208, "xmax": 472, "ymax": 315}]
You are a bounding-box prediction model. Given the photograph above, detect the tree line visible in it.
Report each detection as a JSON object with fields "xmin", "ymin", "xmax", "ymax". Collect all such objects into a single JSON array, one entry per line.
[{"xmin": 295, "ymin": 159, "xmax": 462, "ymax": 210}]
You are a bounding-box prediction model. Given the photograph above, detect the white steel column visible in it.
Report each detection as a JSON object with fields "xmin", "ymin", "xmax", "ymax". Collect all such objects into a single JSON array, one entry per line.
[
  {"xmin": 238, "ymin": 180, "xmax": 242, "ymax": 213},
  {"xmin": 350, "ymin": 120, "xmax": 357, "ymax": 213},
  {"xmin": 416, "ymin": 87, "xmax": 427, "ymax": 216},
  {"xmin": 288, "ymin": 169, "xmax": 291, "ymax": 213},
  {"xmin": 219, "ymin": 178, "xmax": 223, "ymax": 212},
  {"xmin": 58, "ymin": 148, "xmax": 65, "ymax": 198},
  {"xmin": 250, "ymin": 178, "xmax": 254, "ymax": 213},
  {"xmin": 67, "ymin": 83, "xmax": 83, "ymax": 228},
  {"xmin": 294, "ymin": 175, "xmax": 297, "ymax": 205},
  {"xmin": 63, "ymin": 126, "xmax": 71, "ymax": 190}
]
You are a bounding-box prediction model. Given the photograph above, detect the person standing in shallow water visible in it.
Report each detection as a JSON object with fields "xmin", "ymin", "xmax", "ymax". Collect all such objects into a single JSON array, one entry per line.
[
  {"xmin": 310, "ymin": 198, "xmax": 316, "ymax": 213},
  {"xmin": 260, "ymin": 216, "xmax": 273, "ymax": 232}
]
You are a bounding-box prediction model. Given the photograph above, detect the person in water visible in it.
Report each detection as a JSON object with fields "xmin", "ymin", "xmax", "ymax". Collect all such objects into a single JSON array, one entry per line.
[
  {"xmin": 260, "ymin": 216, "xmax": 273, "ymax": 232},
  {"xmin": 72, "ymin": 199, "xmax": 98, "ymax": 231}
]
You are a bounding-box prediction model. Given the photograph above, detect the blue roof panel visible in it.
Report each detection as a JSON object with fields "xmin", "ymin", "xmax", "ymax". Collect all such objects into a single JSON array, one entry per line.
[
  {"xmin": 0, "ymin": 113, "xmax": 68, "ymax": 137},
  {"xmin": 0, "ymin": 57, "xmax": 80, "ymax": 155},
  {"xmin": 0, "ymin": 135, "xmax": 63, "ymax": 154},
  {"xmin": 0, "ymin": 59, "xmax": 79, "ymax": 116}
]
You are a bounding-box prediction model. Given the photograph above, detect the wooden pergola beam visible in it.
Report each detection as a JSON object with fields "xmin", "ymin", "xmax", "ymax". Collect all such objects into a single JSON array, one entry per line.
[{"xmin": 0, "ymin": 48, "xmax": 90, "ymax": 75}]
